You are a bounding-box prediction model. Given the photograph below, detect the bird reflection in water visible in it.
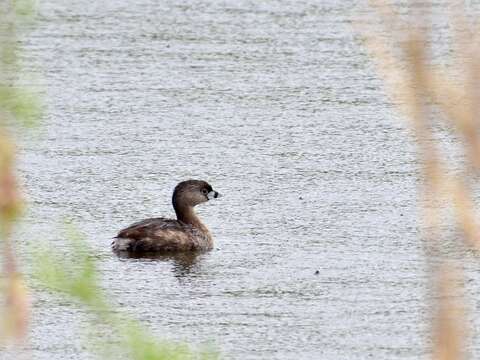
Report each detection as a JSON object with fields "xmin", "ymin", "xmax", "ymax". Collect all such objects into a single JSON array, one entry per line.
[{"xmin": 115, "ymin": 251, "xmax": 204, "ymax": 278}]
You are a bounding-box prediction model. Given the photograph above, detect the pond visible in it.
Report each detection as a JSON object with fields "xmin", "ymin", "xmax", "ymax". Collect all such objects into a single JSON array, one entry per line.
[{"xmin": 12, "ymin": 0, "xmax": 474, "ymax": 359}]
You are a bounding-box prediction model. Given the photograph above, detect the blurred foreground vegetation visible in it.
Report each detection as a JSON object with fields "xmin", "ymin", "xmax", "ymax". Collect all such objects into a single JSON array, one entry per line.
[
  {"xmin": 0, "ymin": 1, "xmax": 217, "ymax": 359},
  {"xmin": 33, "ymin": 227, "xmax": 218, "ymax": 360},
  {"xmin": 364, "ymin": 2, "xmax": 480, "ymax": 359},
  {"xmin": 2, "ymin": 0, "xmax": 480, "ymax": 359}
]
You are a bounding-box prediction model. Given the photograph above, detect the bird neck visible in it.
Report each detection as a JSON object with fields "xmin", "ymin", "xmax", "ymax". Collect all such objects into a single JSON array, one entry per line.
[{"xmin": 175, "ymin": 205, "xmax": 208, "ymax": 232}]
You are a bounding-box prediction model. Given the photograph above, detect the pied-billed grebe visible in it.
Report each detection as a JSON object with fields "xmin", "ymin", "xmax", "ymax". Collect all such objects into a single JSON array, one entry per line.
[{"xmin": 112, "ymin": 180, "xmax": 221, "ymax": 253}]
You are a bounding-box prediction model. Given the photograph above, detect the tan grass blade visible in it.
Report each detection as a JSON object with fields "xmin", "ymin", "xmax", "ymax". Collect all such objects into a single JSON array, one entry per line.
[{"xmin": 432, "ymin": 266, "xmax": 466, "ymax": 360}]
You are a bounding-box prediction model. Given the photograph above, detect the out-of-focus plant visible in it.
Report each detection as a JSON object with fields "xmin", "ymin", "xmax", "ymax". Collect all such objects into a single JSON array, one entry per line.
[
  {"xmin": 0, "ymin": 2, "xmax": 217, "ymax": 359},
  {"xmin": 0, "ymin": 0, "xmax": 42, "ymax": 344},
  {"xmin": 362, "ymin": 1, "xmax": 479, "ymax": 359},
  {"xmin": 0, "ymin": 0, "xmax": 41, "ymax": 127},
  {"xmin": 0, "ymin": 2, "xmax": 216, "ymax": 359},
  {"xmin": 33, "ymin": 226, "xmax": 218, "ymax": 360}
]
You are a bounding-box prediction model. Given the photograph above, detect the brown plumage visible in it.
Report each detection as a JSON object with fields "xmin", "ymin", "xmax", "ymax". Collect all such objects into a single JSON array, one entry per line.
[{"xmin": 112, "ymin": 180, "xmax": 221, "ymax": 253}]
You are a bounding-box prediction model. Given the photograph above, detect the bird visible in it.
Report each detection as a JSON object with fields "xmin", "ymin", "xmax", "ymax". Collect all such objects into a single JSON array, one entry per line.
[{"xmin": 112, "ymin": 179, "xmax": 221, "ymax": 253}]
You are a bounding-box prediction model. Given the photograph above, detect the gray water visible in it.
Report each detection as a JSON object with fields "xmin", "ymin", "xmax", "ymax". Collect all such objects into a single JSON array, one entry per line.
[{"xmin": 7, "ymin": 0, "xmax": 480, "ymax": 359}]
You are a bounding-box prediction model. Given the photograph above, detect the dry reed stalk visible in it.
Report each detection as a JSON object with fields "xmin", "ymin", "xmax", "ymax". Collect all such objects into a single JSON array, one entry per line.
[
  {"xmin": 0, "ymin": 130, "xmax": 29, "ymax": 342},
  {"xmin": 432, "ymin": 265, "xmax": 465, "ymax": 360},
  {"xmin": 364, "ymin": 2, "xmax": 480, "ymax": 250},
  {"xmin": 362, "ymin": 1, "xmax": 476, "ymax": 358},
  {"xmin": 0, "ymin": 1, "xmax": 31, "ymax": 342}
]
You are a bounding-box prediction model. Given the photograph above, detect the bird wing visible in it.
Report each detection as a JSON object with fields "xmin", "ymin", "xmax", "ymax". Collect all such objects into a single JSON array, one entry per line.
[
  {"xmin": 116, "ymin": 218, "xmax": 170, "ymax": 239},
  {"xmin": 115, "ymin": 218, "xmax": 197, "ymax": 252}
]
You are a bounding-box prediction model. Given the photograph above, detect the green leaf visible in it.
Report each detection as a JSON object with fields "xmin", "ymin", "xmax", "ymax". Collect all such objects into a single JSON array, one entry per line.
[{"xmin": 0, "ymin": 85, "xmax": 42, "ymax": 126}]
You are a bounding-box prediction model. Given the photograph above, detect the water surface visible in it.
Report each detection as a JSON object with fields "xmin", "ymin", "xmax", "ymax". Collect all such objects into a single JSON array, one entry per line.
[{"xmin": 10, "ymin": 1, "xmax": 478, "ymax": 359}]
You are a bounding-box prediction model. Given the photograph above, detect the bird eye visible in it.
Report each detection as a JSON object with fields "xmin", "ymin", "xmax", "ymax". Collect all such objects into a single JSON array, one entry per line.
[{"xmin": 201, "ymin": 188, "xmax": 208, "ymax": 195}]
